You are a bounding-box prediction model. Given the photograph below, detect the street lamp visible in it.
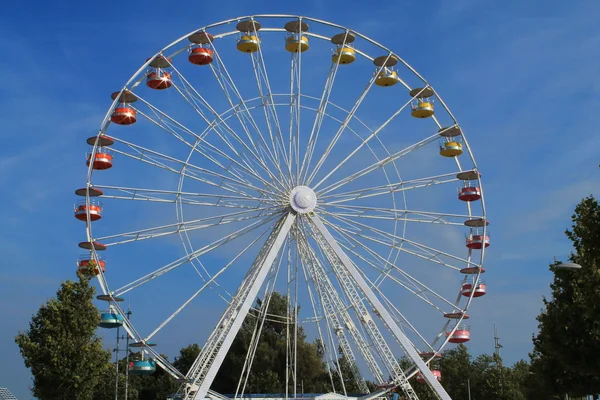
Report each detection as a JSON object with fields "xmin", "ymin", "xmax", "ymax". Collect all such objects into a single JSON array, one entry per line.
[
  {"xmin": 555, "ymin": 262, "xmax": 582, "ymax": 270},
  {"xmin": 552, "ymin": 257, "xmax": 582, "ymax": 270}
]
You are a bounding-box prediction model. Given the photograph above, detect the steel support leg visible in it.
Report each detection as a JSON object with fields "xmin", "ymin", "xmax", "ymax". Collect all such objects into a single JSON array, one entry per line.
[
  {"xmin": 310, "ymin": 215, "xmax": 452, "ymax": 400},
  {"xmin": 182, "ymin": 213, "xmax": 296, "ymax": 400}
]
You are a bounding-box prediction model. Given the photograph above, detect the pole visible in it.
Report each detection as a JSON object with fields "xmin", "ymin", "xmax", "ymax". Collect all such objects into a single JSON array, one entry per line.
[
  {"xmin": 467, "ymin": 379, "xmax": 471, "ymax": 400},
  {"xmin": 115, "ymin": 325, "xmax": 121, "ymax": 400},
  {"xmin": 125, "ymin": 307, "xmax": 132, "ymax": 400}
]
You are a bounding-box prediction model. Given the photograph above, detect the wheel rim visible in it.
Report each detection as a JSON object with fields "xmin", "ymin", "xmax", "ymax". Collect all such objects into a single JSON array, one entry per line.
[{"xmin": 78, "ymin": 14, "xmax": 488, "ymax": 399}]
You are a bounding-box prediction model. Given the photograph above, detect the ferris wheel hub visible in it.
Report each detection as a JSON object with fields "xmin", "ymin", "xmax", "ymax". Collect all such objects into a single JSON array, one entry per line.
[{"xmin": 289, "ymin": 186, "xmax": 317, "ymax": 214}]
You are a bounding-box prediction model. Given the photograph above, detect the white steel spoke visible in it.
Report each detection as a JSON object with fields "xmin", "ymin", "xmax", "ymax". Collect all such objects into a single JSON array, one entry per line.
[
  {"xmin": 208, "ymin": 41, "xmax": 291, "ymax": 188},
  {"xmin": 97, "ymin": 208, "xmax": 276, "ymax": 246},
  {"xmin": 320, "ymin": 172, "xmax": 458, "ymax": 206},
  {"xmin": 94, "ymin": 185, "xmax": 263, "ymax": 204},
  {"xmin": 323, "ymin": 205, "xmax": 480, "ymax": 222},
  {"xmin": 132, "ymin": 93, "xmax": 282, "ymax": 193},
  {"xmin": 321, "ymin": 209, "xmax": 465, "ymax": 227},
  {"xmin": 145, "ymin": 227, "xmax": 271, "ymax": 341},
  {"xmin": 113, "ymin": 213, "xmax": 281, "ymax": 296},
  {"xmin": 324, "ymin": 218, "xmax": 459, "ymax": 312},
  {"xmin": 306, "ymin": 53, "xmax": 395, "ymax": 186},
  {"xmin": 109, "ymin": 137, "xmax": 280, "ymax": 200},
  {"xmin": 317, "ymin": 133, "xmax": 441, "ymax": 196},
  {"xmin": 98, "ymin": 187, "xmax": 274, "ymax": 209},
  {"xmin": 99, "ymin": 193, "xmax": 253, "ymax": 207},
  {"xmin": 248, "ymin": 28, "xmax": 291, "ymax": 185},
  {"xmin": 299, "ymin": 44, "xmax": 346, "ymax": 183},
  {"xmin": 167, "ymin": 63, "xmax": 288, "ymax": 192},
  {"xmin": 311, "ymin": 86, "xmax": 425, "ymax": 190},
  {"xmin": 325, "ymin": 212, "xmax": 474, "ymax": 269},
  {"xmin": 289, "ymin": 45, "xmax": 300, "ymax": 184}
]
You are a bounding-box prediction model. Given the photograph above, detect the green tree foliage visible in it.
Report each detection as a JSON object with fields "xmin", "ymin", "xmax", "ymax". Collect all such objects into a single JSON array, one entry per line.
[
  {"xmin": 93, "ymin": 363, "xmax": 140, "ymax": 400},
  {"xmin": 407, "ymin": 345, "xmax": 529, "ymax": 400},
  {"xmin": 531, "ymin": 195, "xmax": 600, "ymax": 398},
  {"xmin": 439, "ymin": 344, "xmax": 471, "ymax": 398},
  {"xmin": 15, "ymin": 274, "xmax": 112, "ymax": 400},
  {"xmin": 173, "ymin": 344, "xmax": 201, "ymax": 375}
]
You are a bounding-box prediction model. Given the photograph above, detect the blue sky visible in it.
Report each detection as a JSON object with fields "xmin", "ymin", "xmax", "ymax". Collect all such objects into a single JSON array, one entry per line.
[{"xmin": 1, "ymin": 1, "xmax": 600, "ymax": 399}]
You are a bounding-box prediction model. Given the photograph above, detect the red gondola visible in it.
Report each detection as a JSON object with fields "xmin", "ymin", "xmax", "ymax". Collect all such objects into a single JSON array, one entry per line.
[
  {"xmin": 86, "ymin": 148, "xmax": 113, "ymax": 170},
  {"xmin": 74, "ymin": 200, "xmax": 103, "ymax": 221},
  {"xmin": 466, "ymin": 234, "xmax": 491, "ymax": 249},
  {"xmin": 189, "ymin": 47, "xmax": 214, "ymax": 65},
  {"xmin": 111, "ymin": 107, "xmax": 137, "ymax": 125},
  {"xmin": 461, "ymin": 281, "xmax": 487, "ymax": 297},
  {"xmin": 447, "ymin": 327, "xmax": 470, "ymax": 343}
]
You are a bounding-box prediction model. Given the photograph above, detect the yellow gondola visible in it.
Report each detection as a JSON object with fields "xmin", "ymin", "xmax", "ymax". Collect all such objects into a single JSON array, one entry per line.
[
  {"xmin": 439, "ymin": 141, "xmax": 463, "ymax": 157},
  {"xmin": 237, "ymin": 35, "xmax": 260, "ymax": 53},
  {"xmin": 332, "ymin": 46, "xmax": 355, "ymax": 64},
  {"xmin": 411, "ymin": 100, "xmax": 434, "ymax": 118},
  {"xmin": 285, "ymin": 35, "xmax": 309, "ymax": 52},
  {"xmin": 375, "ymin": 69, "xmax": 399, "ymax": 87}
]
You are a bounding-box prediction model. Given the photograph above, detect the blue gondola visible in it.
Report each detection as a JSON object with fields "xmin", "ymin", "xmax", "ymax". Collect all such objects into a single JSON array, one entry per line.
[
  {"xmin": 98, "ymin": 312, "xmax": 124, "ymax": 329},
  {"xmin": 129, "ymin": 360, "xmax": 156, "ymax": 375}
]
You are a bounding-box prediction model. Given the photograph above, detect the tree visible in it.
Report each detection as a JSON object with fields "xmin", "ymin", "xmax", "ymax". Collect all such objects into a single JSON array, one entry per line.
[
  {"xmin": 404, "ymin": 345, "xmax": 530, "ymax": 400},
  {"xmin": 173, "ymin": 344, "xmax": 201, "ymax": 375},
  {"xmin": 531, "ymin": 196, "xmax": 600, "ymax": 398},
  {"xmin": 15, "ymin": 274, "xmax": 112, "ymax": 400},
  {"xmin": 441, "ymin": 344, "xmax": 472, "ymax": 398},
  {"xmin": 93, "ymin": 363, "xmax": 140, "ymax": 400}
]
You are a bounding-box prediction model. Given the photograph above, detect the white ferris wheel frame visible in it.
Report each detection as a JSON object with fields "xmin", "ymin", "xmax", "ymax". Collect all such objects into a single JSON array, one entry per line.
[{"xmin": 80, "ymin": 14, "xmax": 488, "ymax": 400}]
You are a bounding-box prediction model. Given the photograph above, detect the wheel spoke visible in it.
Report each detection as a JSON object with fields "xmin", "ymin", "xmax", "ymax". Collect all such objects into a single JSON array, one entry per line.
[
  {"xmin": 249, "ymin": 28, "xmax": 292, "ymax": 185},
  {"xmin": 113, "ymin": 213, "xmax": 281, "ymax": 296},
  {"xmin": 94, "ymin": 185, "xmax": 265, "ymax": 204},
  {"xmin": 305, "ymin": 53, "xmax": 396, "ymax": 186},
  {"xmin": 132, "ymin": 92, "xmax": 283, "ymax": 193},
  {"xmin": 321, "ymin": 208, "xmax": 466, "ymax": 226},
  {"xmin": 320, "ymin": 174, "xmax": 458, "ymax": 206},
  {"xmin": 168, "ymin": 62, "xmax": 289, "ymax": 192},
  {"xmin": 208, "ymin": 51, "xmax": 291, "ymax": 189},
  {"xmin": 323, "ymin": 211, "xmax": 475, "ymax": 269},
  {"xmin": 323, "ymin": 216, "xmax": 460, "ymax": 311},
  {"xmin": 322, "ymin": 204, "xmax": 480, "ymax": 221},
  {"xmin": 97, "ymin": 208, "xmax": 277, "ymax": 246},
  {"xmin": 298, "ymin": 47, "xmax": 346, "ymax": 183},
  {"xmin": 145, "ymin": 227, "xmax": 272, "ymax": 341},
  {"xmin": 317, "ymin": 133, "xmax": 440, "ymax": 196},
  {"xmin": 109, "ymin": 136, "xmax": 280, "ymax": 200},
  {"xmin": 311, "ymin": 85, "xmax": 425, "ymax": 190}
]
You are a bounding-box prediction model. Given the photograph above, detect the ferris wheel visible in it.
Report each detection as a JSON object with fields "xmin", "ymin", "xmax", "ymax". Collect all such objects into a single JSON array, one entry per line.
[{"xmin": 75, "ymin": 15, "xmax": 489, "ymax": 400}]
